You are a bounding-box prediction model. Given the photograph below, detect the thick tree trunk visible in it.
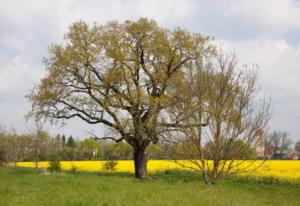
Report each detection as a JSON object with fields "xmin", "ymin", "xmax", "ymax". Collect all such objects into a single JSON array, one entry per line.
[{"xmin": 133, "ymin": 146, "xmax": 148, "ymax": 179}]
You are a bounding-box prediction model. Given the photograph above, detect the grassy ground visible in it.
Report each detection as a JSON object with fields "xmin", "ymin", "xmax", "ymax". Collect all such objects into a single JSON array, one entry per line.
[{"xmin": 0, "ymin": 167, "xmax": 300, "ymax": 206}]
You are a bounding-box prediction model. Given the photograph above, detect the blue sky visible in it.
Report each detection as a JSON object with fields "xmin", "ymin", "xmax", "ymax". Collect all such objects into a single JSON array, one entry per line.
[{"xmin": 1, "ymin": 0, "xmax": 300, "ymax": 140}]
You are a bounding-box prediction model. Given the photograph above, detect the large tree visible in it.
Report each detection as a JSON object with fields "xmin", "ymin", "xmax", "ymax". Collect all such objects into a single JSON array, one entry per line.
[{"xmin": 27, "ymin": 18, "xmax": 212, "ymax": 178}]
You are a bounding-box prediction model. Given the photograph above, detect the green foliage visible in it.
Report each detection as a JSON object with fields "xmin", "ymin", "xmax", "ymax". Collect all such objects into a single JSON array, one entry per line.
[
  {"xmin": 48, "ymin": 159, "xmax": 61, "ymax": 172},
  {"xmin": 114, "ymin": 142, "xmax": 132, "ymax": 160},
  {"xmin": 61, "ymin": 135, "xmax": 66, "ymax": 146},
  {"xmin": 204, "ymin": 139, "xmax": 257, "ymax": 160},
  {"xmin": 0, "ymin": 130, "xmax": 32, "ymax": 163},
  {"xmin": 66, "ymin": 136, "xmax": 76, "ymax": 148},
  {"xmin": 295, "ymin": 141, "xmax": 300, "ymax": 153},
  {"xmin": 102, "ymin": 142, "xmax": 119, "ymax": 160},
  {"xmin": 81, "ymin": 138, "xmax": 102, "ymax": 160},
  {"xmin": 102, "ymin": 160, "xmax": 118, "ymax": 173},
  {"xmin": 58, "ymin": 146, "xmax": 78, "ymax": 160},
  {"xmin": 146, "ymin": 143, "xmax": 164, "ymax": 159},
  {"xmin": 70, "ymin": 163, "xmax": 78, "ymax": 173}
]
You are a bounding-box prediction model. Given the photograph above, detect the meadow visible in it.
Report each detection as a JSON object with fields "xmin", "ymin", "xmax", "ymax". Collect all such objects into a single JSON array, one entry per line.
[
  {"xmin": 14, "ymin": 160, "xmax": 300, "ymax": 182},
  {"xmin": 1, "ymin": 167, "xmax": 300, "ymax": 206}
]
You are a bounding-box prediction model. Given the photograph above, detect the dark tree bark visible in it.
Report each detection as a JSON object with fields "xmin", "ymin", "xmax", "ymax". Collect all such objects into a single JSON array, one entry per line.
[{"xmin": 133, "ymin": 144, "xmax": 148, "ymax": 178}]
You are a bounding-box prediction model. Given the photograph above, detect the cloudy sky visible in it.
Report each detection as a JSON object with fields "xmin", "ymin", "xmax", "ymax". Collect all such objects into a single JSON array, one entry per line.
[{"xmin": 1, "ymin": 0, "xmax": 300, "ymax": 140}]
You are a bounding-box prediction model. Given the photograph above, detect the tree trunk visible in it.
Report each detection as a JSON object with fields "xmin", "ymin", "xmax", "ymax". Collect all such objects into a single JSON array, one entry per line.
[
  {"xmin": 202, "ymin": 171, "xmax": 211, "ymax": 185},
  {"xmin": 133, "ymin": 146, "xmax": 148, "ymax": 179},
  {"xmin": 35, "ymin": 151, "xmax": 39, "ymax": 168}
]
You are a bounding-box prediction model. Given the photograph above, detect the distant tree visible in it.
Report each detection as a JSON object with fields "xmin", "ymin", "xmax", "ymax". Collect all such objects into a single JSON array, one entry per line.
[
  {"xmin": 61, "ymin": 134, "xmax": 66, "ymax": 147},
  {"xmin": 115, "ymin": 142, "xmax": 132, "ymax": 160},
  {"xmin": 29, "ymin": 122, "xmax": 51, "ymax": 168},
  {"xmin": 294, "ymin": 140, "xmax": 300, "ymax": 153},
  {"xmin": 146, "ymin": 143, "xmax": 164, "ymax": 160},
  {"xmin": 54, "ymin": 134, "xmax": 61, "ymax": 148},
  {"xmin": 102, "ymin": 142, "xmax": 118, "ymax": 160},
  {"xmin": 265, "ymin": 130, "xmax": 292, "ymax": 156},
  {"xmin": 0, "ymin": 128, "xmax": 31, "ymax": 165},
  {"xmin": 203, "ymin": 139, "xmax": 257, "ymax": 160},
  {"xmin": 67, "ymin": 135, "xmax": 76, "ymax": 148},
  {"xmin": 0, "ymin": 128, "xmax": 12, "ymax": 164},
  {"xmin": 81, "ymin": 138, "xmax": 101, "ymax": 159},
  {"xmin": 10, "ymin": 134, "xmax": 31, "ymax": 166},
  {"xmin": 58, "ymin": 146, "xmax": 78, "ymax": 160}
]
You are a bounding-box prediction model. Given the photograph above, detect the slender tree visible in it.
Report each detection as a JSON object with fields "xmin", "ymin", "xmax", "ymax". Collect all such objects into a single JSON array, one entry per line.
[
  {"xmin": 29, "ymin": 122, "xmax": 51, "ymax": 168},
  {"xmin": 163, "ymin": 50, "xmax": 271, "ymax": 185},
  {"xmin": 295, "ymin": 140, "xmax": 300, "ymax": 153},
  {"xmin": 61, "ymin": 134, "xmax": 66, "ymax": 147},
  {"xmin": 67, "ymin": 135, "xmax": 76, "ymax": 148}
]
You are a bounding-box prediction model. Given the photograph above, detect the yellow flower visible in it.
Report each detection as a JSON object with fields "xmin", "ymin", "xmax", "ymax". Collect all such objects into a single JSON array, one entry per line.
[{"xmin": 15, "ymin": 160, "xmax": 300, "ymax": 181}]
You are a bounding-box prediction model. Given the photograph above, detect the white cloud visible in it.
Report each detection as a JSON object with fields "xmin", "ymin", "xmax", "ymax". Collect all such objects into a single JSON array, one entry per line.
[
  {"xmin": 0, "ymin": 54, "xmax": 43, "ymax": 94},
  {"xmin": 226, "ymin": 0, "xmax": 300, "ymax": 36},
  {"xmin": 0, "ymin": 0, "xmax": 300, "ymax": 140},
  {"xmin": 137, "ymin": 0, "xmax": 196, "ymax": 23},
  {"xmin": 220, "ymin": 38, "xmax": 300, "ymax": 139}
]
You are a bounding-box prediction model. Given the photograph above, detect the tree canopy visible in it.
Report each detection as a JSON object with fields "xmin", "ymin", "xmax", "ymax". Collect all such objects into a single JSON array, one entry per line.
[{"xmin": 27, "ymin": 18, "xmax": 213, "ymax": 178}]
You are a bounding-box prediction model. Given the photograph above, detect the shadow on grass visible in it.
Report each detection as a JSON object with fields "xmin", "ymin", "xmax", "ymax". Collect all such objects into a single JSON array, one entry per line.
[{"xmin": 48, "ymin": 168, "xmax": 202, "ymax": 184}]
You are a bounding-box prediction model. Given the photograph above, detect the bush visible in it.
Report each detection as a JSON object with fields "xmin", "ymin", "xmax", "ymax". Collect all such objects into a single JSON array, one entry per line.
[
  {"xmin": 48, "ymin": 159, "xmax": 61, "ymax": 172},
  {"xmin": 102, "ymin": 160, "xmax": 118, "ymax": 173},
  {"xmin": 70, "ymin": 162, "xmax": 78, "ymax": 173}
]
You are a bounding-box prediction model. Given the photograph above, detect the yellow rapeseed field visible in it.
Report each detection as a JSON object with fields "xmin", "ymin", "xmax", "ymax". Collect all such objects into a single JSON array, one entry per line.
[{"xmin": 14, "ymin": 160, "xmax": 300, "ymax": 181}]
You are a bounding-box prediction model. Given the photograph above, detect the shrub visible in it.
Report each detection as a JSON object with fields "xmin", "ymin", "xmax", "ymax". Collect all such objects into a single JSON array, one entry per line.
[
  {"xmin": 48, "ymin": 159, "xmax": 61, "ymax": 172},
  {"xmin": 70, "ymin": 162, "xmax": 78, "ymax": 173},
  {"xmin": 102, "ymin": 160, "xmax": 118, "ymax": 173}
]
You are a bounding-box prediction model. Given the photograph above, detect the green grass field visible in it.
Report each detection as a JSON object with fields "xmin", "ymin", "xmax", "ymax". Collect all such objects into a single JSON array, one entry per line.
[{"xmin": 1, "ymin": 167, "xmax": 300, "ymax": 206}]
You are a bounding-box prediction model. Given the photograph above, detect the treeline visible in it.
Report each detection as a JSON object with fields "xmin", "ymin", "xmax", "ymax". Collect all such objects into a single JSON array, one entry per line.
[
  {"xmin": 0, "ymin": 130, "xmax": 259, "ymax": 167},
  {"xmin": 0, "ymin": 127, "xmax": 258, "ymax": 165},
  {"xmin": 1, "ymin": 126, "xmax": 299, "ymax": 166},
  {"xmin": 0, "ymin": 128, "xmax": 169, "ymax": 165}
]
